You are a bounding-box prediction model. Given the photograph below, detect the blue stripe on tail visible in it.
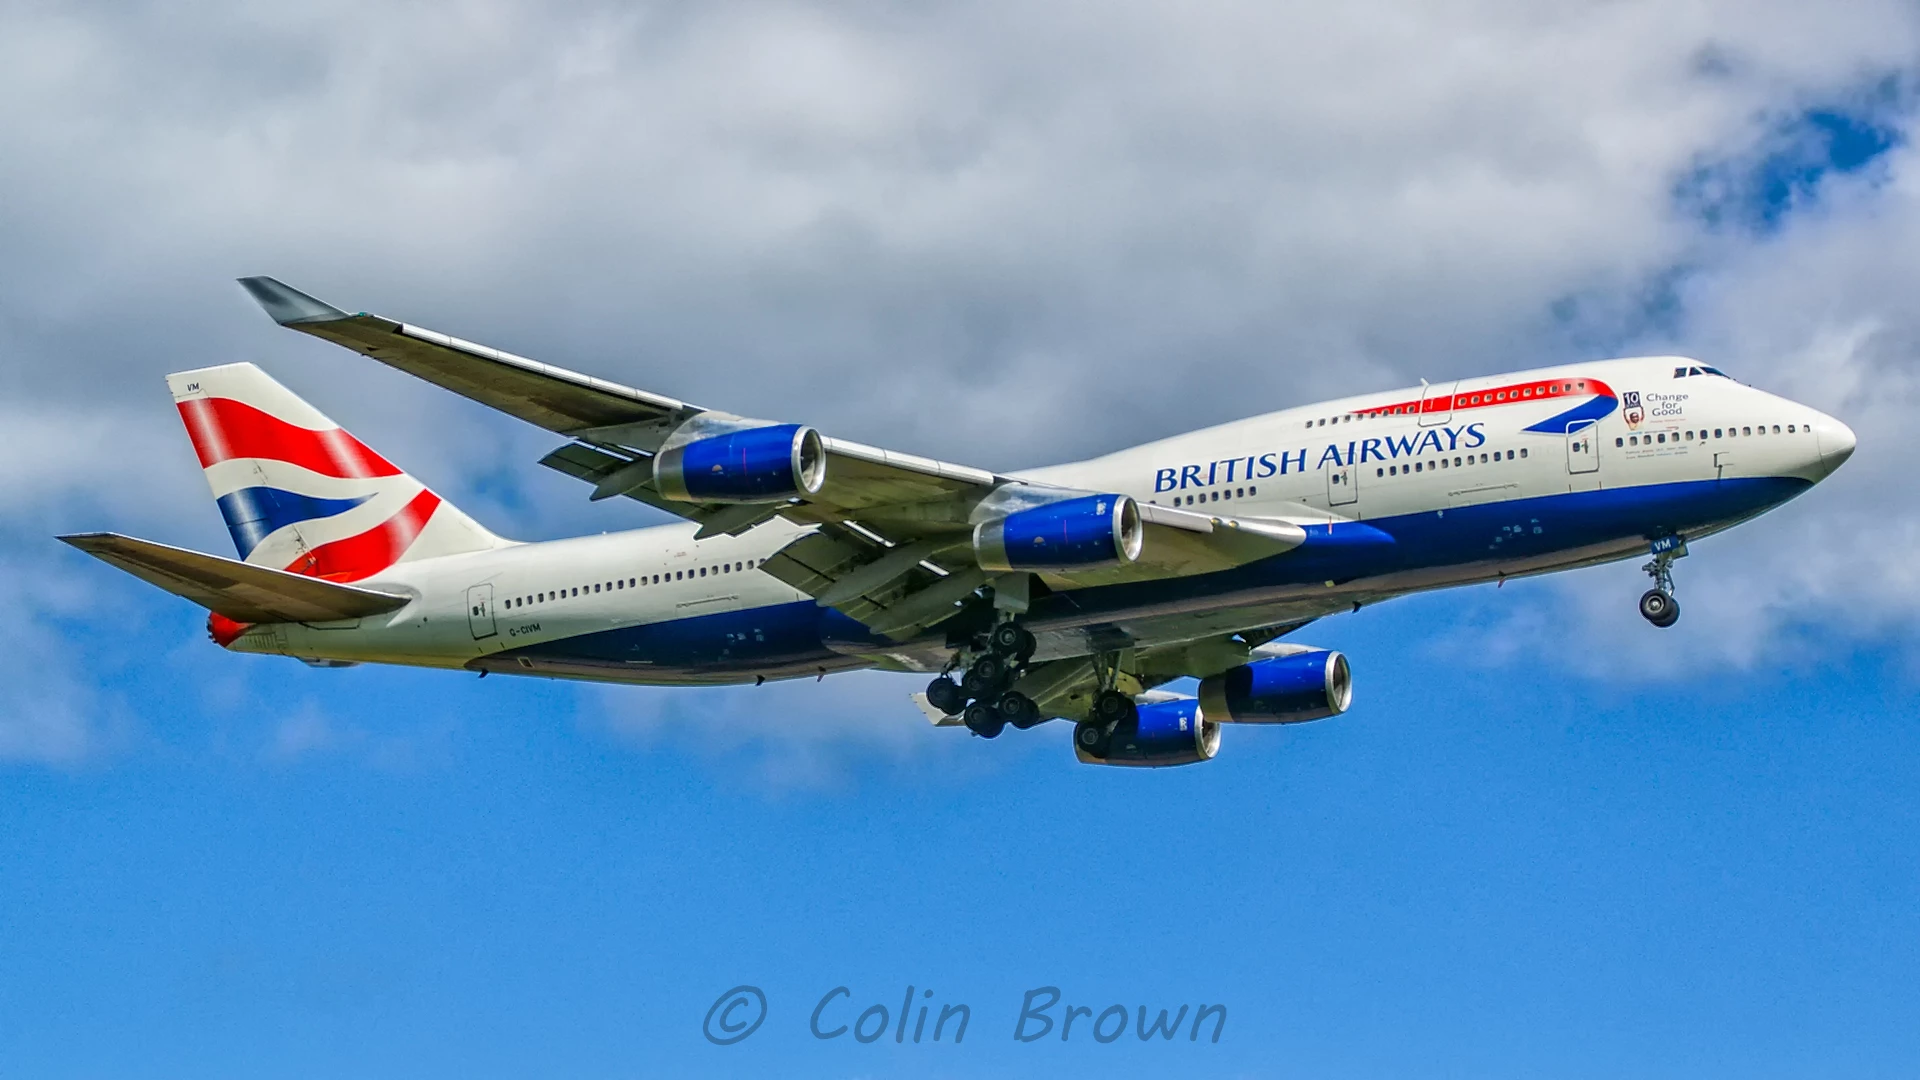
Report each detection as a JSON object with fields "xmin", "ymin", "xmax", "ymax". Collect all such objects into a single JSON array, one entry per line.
[{"xmin": 216, "ymin": 486, "xmax": 372, "ymax": 558}]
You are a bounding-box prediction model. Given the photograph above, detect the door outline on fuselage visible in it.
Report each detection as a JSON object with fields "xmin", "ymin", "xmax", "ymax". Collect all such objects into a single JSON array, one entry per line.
[
  {"xmin": 1327, "ymin": 460, "xmax": 1357, "ymax": 506},
  {"xmin": 1419, "ymin": 380, "xmax": 1457, "ymax": 426},
  {"xmin": 1566, "ymin": 419, "xmax": 1599, "ymax": 474},
  {"xmin": 466, "ymin": 583, "xmax": 497, "ymax": 640}
]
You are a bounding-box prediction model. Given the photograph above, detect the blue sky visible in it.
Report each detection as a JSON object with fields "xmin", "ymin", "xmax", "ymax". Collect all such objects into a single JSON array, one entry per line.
[
  {"xmin": 4, "ymin": 3, "xmax": 1920, "ymax": 1077},
  {"xmin": 6, "ymin": 584, "xmax": 1919, "ymax": 1078}
]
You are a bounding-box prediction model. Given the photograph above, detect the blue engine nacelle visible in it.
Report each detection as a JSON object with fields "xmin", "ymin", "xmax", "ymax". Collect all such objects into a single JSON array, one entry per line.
[
  {"xmin": 1197, "ymin": 647, "xmax": 1352, "ymax": 724},
  {"xmin": 654, "ymin": 420, "xmax": 826, "ymax": 503},
  {"xmin": 974, "ymin": 493, "xmax": 1143, "ymax": 573},
  {"xmin": 1075, "ymin": 697, "xmax": 1221, "ymax": 767}
]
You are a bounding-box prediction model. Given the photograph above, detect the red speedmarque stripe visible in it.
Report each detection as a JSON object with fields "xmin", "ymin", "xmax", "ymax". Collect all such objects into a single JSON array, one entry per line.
[
  {"xmin": 284, "ymin": 488, "xmax": 441, "ymax": 582},
  {"xmin": 1354, "ymin": 377, "xmax": 1616, "ymax": 419},
  {"xmin": 178, "ymin": 397, "xmax": 402, "ymax": 479}
]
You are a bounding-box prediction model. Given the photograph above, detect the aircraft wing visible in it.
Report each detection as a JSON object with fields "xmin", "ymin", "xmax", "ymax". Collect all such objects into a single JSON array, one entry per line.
[
  {"xmin": 240, "ymin": 277, "xmax": 1305, "ymax": 640},
  {"xmin": 59, "ymin": 532, "xmax": 411, "ymax": 624}
]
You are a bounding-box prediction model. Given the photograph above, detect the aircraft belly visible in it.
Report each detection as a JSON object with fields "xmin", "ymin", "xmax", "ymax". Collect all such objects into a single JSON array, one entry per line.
[
  {"xmin": 380, "ymin": 476, "xmax": 1807, "ymax": 682},
  {"xmin": 488, "ymin": 600, "xmax": 861, "ymax": 683}
]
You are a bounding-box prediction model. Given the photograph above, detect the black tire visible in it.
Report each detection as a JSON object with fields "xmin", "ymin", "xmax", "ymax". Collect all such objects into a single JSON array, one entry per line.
[
  {"xmin": 1075, "ymin": 720, "xmax": 1112, "ymax": 758},
  {"xmin": 1093, "ymin": 690, "xmax": 1138, "ymax": 726},
  {"xmin": 925, "ymin": 676, "xmax": 965, "ymax": 715},
  {"xmin": 962, "ymin": 654, "xmax": 1009, "ymax": 698},
  {"xmin": 989, "ymin": 622, "xmax": 1036, "ymax": 661},
  {"xmin": 1651, "ymin": 597, "xmax": 1680, "ymax": 628},
  {"xmin": 999, "ymin": 690, "xmax": 1042, "ymax": 729},
  {"xmin": 1639, "ymin": 589, "xmax": 1675, "ymax": 625},
  {"xmin": 963, "ymin": 702, "xmax": 1006, "ymax": 739}
]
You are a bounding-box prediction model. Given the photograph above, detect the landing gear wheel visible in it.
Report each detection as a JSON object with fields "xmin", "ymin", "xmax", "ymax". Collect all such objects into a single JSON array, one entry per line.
[
  {"xmin": 963, "ymin": 702, "xmax": 1006, "ymax": 739},
  {"xmin": 1639, "ymin": 589, "xmax": 1680, "ymax": 628},
  {"xmin": 1639, "ymin": 539, "xmax": 1685, "ymax": 629},
  {"xmin": 925, "ymin": 676, "xmax": 965, "ymax": 715},
  {"xmin": 1074, "ymin": 719, "xmax": 1112, "ymax": 758},
  {"xmin": 989, "ymin": 622, "xmax": 1036, "ymax": 661},
  {"xmin": 961, "ymin": 654, "xmax": 1010, "ymax": 698},
  {"xmin": 998, "ymin": 690, "xmax": 1042, "ymax": 729},
  {"xmin": 1092, "ymin": 689, "xmax": 1138, "ymax": 727}
]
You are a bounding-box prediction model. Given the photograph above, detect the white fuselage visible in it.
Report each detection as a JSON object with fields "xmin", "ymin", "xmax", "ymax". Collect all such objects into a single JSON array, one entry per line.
[{"xmin": 230, "ymin": 356, "xmax": 1852, "ymax": 683}]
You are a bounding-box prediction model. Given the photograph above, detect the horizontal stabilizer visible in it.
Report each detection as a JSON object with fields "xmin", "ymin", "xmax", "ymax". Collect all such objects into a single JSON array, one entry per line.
[{"xmin": 58, "ymin": 532, "xmax": 411, "ymax": 624}]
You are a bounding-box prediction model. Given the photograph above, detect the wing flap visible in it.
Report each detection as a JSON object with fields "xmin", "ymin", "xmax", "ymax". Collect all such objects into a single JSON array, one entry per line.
[{"xmin": 59, "ymin": 532, "xmax": 410, "ymax": 624}]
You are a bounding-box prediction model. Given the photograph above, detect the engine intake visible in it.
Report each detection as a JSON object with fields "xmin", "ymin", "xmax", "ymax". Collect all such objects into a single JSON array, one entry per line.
[
  {"xmin": 654, "ymin": 420, "xmax": 826, "ymax": 503},
  {"xmin": 975, "ymin": 493, "xmax": 1143, "ymax": 573},
  {"xmin": 1198, "ymin": 648, "xmax": 1351, "ymax": 724},
  {"xmin": 1076, "ymin": 697, "xmax": 1220, "ymax": 767}
]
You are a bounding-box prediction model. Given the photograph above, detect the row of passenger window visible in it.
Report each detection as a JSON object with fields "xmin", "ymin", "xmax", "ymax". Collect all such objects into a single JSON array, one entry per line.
[
  {"xmin": 1155, "ymin": 486, "xmax": 1259, "ymax": 507},
  {"xmin": 498, "ymin": 558, "xmax": 767, "ymax": 611},
  {"xmin": 1376, "ymin": 449, "xmax": 1524, "ymax": 478},
  {"xmin": 1616, "ymin": 422, "xmax": 1799, "ymax": 448}
]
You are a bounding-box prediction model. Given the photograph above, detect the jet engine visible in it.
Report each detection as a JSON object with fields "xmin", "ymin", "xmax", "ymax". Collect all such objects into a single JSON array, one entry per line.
[
  {"xmin": 1074, "ymin": 697, "xmax": 1220, "ymax": 767},
  {"xmin": 1197, "ymin": 646, "xmax": 1352, "ymax": 724},
  {"xmin": 975, "ymin": 492, "xmax": 1143, "ymax": 573},
  {"xmin": 653, "ymin": 416, "xmax": 826, "ymax": 503}
]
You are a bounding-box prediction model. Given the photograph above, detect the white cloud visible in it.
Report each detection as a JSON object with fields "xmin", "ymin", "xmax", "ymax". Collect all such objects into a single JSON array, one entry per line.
[
  {"xmin": 2, "ymin": 0, "xmax": 1918, "ymax": 761},
  {"xmin": 0, "ymin": 542, "xmax": 130, "ymax": 764}
]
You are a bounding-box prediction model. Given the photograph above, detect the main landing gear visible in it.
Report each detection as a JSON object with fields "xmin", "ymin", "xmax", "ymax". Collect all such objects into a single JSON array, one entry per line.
[
  {"xmin": 926, "ymin": 621, "xmax": 1039, "ymax": 739},
  {"xmin": 1069, "ymin": 651, "xmax": 1140, "ymax": 757},
  {"xmin": 1074, "ymin": 688, "xmax": 1139, "ymax": 759},
  {"xmin": 1639, "ymin": 537, "xmax": 1685, "ymax": 629}
]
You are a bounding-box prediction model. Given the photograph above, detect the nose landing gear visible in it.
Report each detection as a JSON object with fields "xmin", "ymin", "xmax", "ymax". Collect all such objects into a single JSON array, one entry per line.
[
  {"xmin": 1638, "ymin": 588, "xmax": 1679, "ymax": 627},
  {"xmin": 1639, "ymin": 537, "xmax": 1685, "ymax": 628}
]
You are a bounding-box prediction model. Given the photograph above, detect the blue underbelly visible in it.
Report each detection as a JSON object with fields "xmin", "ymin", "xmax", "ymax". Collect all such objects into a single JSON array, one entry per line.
[
  {"xmin": 501, "ymin": 476, "xmax": 1808, "ymax": 674},
  {"xmin": 499, "ymin": 600, "xmax": 856, "ymax": 682}
]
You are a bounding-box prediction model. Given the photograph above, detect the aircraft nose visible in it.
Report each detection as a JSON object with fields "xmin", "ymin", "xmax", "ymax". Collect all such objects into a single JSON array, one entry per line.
[{"xmin": 1817, "ymin": 416, "xmax": 1857, "ymax": 472}]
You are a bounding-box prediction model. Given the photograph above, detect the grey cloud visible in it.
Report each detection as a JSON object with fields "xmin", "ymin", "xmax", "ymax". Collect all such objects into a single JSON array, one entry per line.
[{"xmin": 4, "ymin": 0, "xmax": 1918, "ymax": 760}]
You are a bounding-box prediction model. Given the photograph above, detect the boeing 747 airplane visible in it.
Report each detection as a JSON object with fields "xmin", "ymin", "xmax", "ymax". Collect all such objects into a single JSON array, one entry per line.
[{"xmin": 62, "ymin": 278, "xmax": 1857, "ymax": 766}]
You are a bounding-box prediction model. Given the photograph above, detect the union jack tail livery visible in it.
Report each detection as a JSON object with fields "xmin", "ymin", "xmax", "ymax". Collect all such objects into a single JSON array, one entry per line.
[{"xmin": 168, "ymin": 363, "xmax": 505, "ymax": 582}]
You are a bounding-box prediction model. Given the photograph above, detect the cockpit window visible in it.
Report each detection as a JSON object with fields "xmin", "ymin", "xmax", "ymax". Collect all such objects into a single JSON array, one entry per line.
[{"xmin": 1674, "ymin": 365, "xmax": 1733, "ymax": 379}]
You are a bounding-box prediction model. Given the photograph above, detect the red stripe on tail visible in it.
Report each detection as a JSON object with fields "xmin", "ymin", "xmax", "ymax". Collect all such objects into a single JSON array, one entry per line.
[
  {"xmin": 284, "ymin": 489, "xmax": 440, "ymax": 583},
  {"xmin": 178, "ymin": 397, "xmax": 402, "ymax": 479}
]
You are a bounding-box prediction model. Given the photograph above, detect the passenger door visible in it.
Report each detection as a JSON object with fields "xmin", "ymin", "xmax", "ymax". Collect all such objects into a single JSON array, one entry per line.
[
  {"xmin": 1326, "ymin": 460, "xmax": 1358, "ymax": 506},
  {"xmin": 466, "ymin": 583, "xmax": 497, "ymax": 640},
  {"xmin": 1419, "ymin": 381, "xmax": 1457, "ymax": 427},
  {"xmin": 1565, "ymin": 420, "xmax": 1599, "ymax": 475}
]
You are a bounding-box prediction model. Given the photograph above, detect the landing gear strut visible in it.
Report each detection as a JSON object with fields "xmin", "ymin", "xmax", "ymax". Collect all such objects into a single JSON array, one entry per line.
[{"xmin": 1639, "ymin": 538, "xmax": 1684, "ymax": 628}]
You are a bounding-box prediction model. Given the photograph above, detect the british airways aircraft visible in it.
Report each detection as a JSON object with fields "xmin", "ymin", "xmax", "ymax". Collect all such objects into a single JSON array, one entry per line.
[{"xmin": 62, "ymin": 278, "xmax": 1857, "ymax": 767}]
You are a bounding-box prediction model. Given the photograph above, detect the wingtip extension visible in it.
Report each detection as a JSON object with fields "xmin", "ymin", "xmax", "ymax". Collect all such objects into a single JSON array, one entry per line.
[{"xmin": 237, "ymin": 276, "xmax": 348, "ymax": 325}]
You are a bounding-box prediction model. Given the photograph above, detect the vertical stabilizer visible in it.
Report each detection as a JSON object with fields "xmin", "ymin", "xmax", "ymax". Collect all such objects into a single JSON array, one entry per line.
[{"xmin": 168, "ymin": 362, "xmax": 506, "ymax": 581}]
